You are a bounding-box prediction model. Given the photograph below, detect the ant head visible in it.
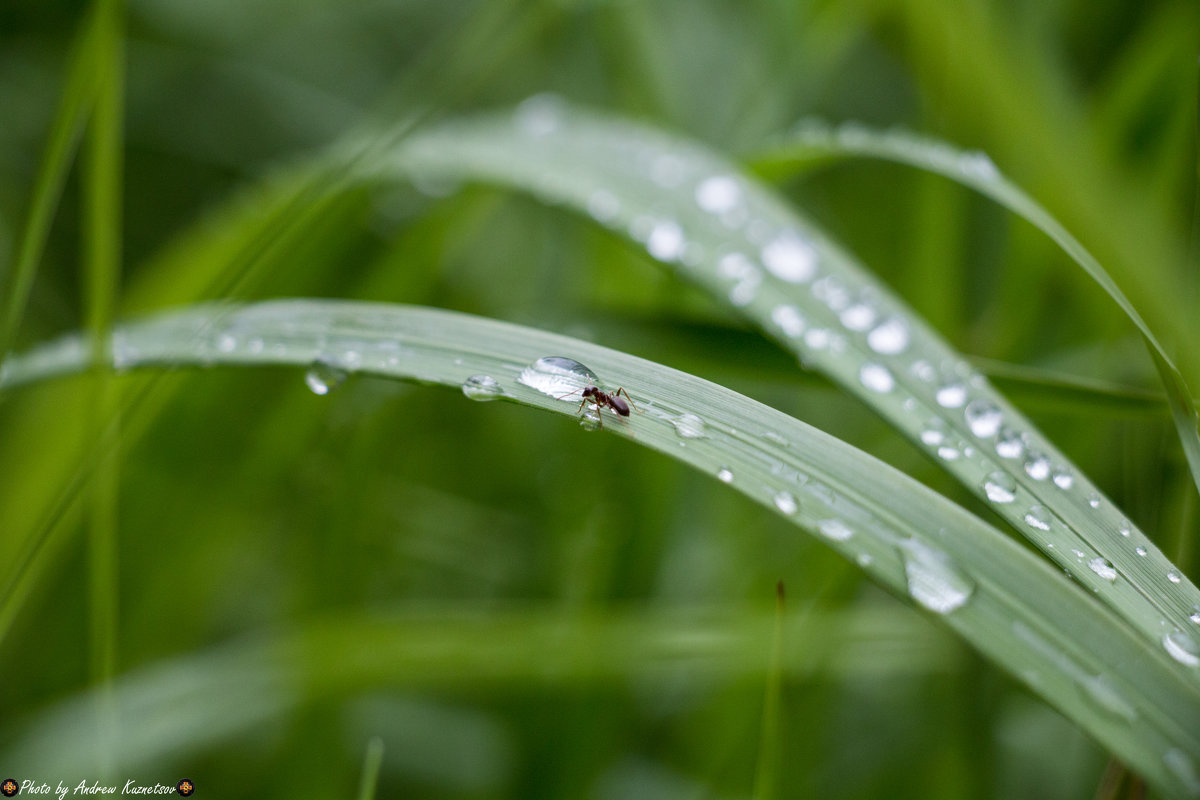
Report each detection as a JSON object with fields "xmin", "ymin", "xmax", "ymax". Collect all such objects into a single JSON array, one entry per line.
[{"xmin": 581, "ymin": 385, "xmax": 600, "ymax": 398}]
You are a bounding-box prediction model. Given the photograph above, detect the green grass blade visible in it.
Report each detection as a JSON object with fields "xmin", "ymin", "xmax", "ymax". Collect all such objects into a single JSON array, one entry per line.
[
  {"xmin": 751, "ymin": 119, "xmax": 1200, "ymax": 506},
  {"xmin": 351, "ymin": 102, "xmax": 1200, "ymax": 653},
  {"xmin": 2, "ymin": 299, "xmax": 1199, "ymax": 797},
  {"xmin": 0, "ymin": 5, "xmax": 106, "ymax": 359}
]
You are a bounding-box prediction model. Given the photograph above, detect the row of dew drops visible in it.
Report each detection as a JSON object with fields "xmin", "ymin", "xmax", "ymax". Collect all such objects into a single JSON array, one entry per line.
[{"xmin": 504, "ymin": 94, "xmax": 1200, "ymax": 668}]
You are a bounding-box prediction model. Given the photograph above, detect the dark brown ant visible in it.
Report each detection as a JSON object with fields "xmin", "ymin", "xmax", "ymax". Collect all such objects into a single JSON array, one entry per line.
[{"xmin": 558, "ymin": 385, "xmax": 638, "ymax": 429}]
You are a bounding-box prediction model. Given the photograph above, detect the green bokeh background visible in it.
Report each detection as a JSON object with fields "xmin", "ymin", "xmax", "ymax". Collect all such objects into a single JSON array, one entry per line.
[{"xmin": 0, "ymin": 1, "xmax": 1196, "ymax": 798}]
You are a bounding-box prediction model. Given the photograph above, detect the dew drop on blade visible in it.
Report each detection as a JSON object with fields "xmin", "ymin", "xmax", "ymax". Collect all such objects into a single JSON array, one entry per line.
[
  {"xmin": 305, "ymin": 360, "xmax": 347, "ymax": 396},
  {"xmin": 518, "ymin": 356, "xmax": 597, "ymax": 399},
  {"xmin": 671, "ymin": 413, "xmax": 708, "ymax": 439},
  {"xmin": 462, "ymin": 374, "xmax": 504, "ymax": 401},
  {"xmin": 717, "ymin": 467, "xmax": 734, "ymax": 484},
  {"xmin": 898, "ymin": 539, "xmax": 974, "ymax": 614},
  {"xmin": 859, "ymin": 363, "xmax": 894, "ymax": 393},
  {"xmin": 981, "ymin": 471, "xmax": 1016, "ymax": 504},
  {"xmin": 1088, "ymin": 557, "xmax": 1117, "ymax": 582},
  {"xmin": 773, "ymin": 491, "xmax": 798, "ymax": 515},
  {"xmin": 1162, "ymin": 630, "xmax": 1200, "ymax": 667},
  {"xmin": 817, "ymin": 519, "xmax": 853, "ymax": 542}
]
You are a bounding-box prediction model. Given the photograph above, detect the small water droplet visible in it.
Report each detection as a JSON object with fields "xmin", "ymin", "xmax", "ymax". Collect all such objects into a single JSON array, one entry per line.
[
  {"xmin": 1168, "ymin": 571, "xmax": 1182, "ymax": 584},
  {"xmin": 982, "ymin": 471, "xmax": 1017, "ymax": 503},
  {"xmin": 964, "ymin": 399, "xmax": 1002, "ymax": 438},
  {"xmin": 462, "ymin": 374, "xmax": 504, "ymax": 401},
  {"xmin": 518, "ymin": 356, "xmax": 598, "ymax": 399},
  {"xmin": 695, "ymin": 175, "xmax": 742, "ymax": 214},
  {"xmin": 646, "ymin": 220, "xmax": 686, "ymax": 262},
  {"xmin": 760, "ymin": 231, "xmax": 817, "ymax": 283},
  {"xmin": 217, "ymin": 333, "xmax": 237, "ymax": 353},
  {"xmin": 866, "ymin": 317, "xmax": 909, "ymax": 355},
  {"xmin": 1189, "ymin": 607, "xmax": 1200, "ymax": 624},
  {"xmin": 770, "ymin": 304, "xmax": 805, "ymax": 337},
  {"xmin": 717, "ymin": 467, "xmax": 734, "ymax": 484},
  {"xmin": 803, "ymin": 328, "xmax": 831, "ymax": 350},
  {"xmin": 515, "ymin": 93, "xmax": 565, "ymax": 136},
  {"xmin": 1088, "ymin": 557, "xmax": 1118, "ymax": 582},
  {"xmin": 898, "ymin": 538, "xmax": 975, "ymax": 614},
  {"xmin": 839, "ymin": 303, "xmax": 876, "ymax": 331},
  {"xmin": 1052, "ymin": 469, "xmax": 1074, "ymax": 490},
  {"xmin": 995, "ymin": 428, "xmax": 1025, "ymax": 459},
  {"xmin": 672, "ymin": 413, "xmax": 708, "ymax": 439},
  {"xmin": 1024, "ymin": 453, "xmax": 1051, "ymax": 481},
  {"xmin": 859, "ymin": 363, "xmax": 894, "ymax": 393},
  {"xmin": 935, "ymin": 383, "xmax": 967, "ymax": 408},
  {"xmin": 305, "ymin": 360, "xmax": 348, "ymax": 396},
  {"xmin": 811, "ymin": 276, "xmax": 849, "ymax": 310},
  {"xmin": 1078, "ymin": 673, "xmax": 1137, "ymax": 722},
  {"xmin": 937, "ymin": 445, "xmax": 960, "ymax": 461},
  {"xmin": 1162, "ymin": 629, "xmax": 1200, "ymax": 667},
  {"xmin": 773, "ymin": 491, "xmax": 798, "ymax": 515},
  {"xmin": 1135, "ymin": 546, "xmax": 1148, "ymax": 557},
  {"xmin": 1118, "ymin": 520, "xmax": 1131, "ymax": 537},
  {"xmin": 910, "ymin": 360, "xmax": 936, "ymax": 382},
  {"xmin": 1087, "ymin": 492, "xmax": 1101, "ymax": 509},
  {"xmin": 817, "ymin": 519, "xmax": 853, "ymax": 542},
  {"xmin": 1024, "ymin": 505, "xmax": 1052, "ymax": 531},
  {"xmin": 920, "ymin": 418, "xmax": 947, "ymax": 446}
]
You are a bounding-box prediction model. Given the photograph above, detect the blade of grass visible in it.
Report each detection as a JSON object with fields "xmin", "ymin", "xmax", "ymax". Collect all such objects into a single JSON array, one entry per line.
[
  {"xmin": 751, "ymin": 119, "xmax": 1200, "ymax": 505},
  {"xmin": 2, "ymin": 299, "xmax": 1198, "ymax": 797},
  {"xmin": 353, "ymin": 102, "xmax": 1200, "ymax": 655}
]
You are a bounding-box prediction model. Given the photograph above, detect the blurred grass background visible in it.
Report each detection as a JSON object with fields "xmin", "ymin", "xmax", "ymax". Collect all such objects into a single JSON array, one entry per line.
[{"xmin": 0, "ymin": 0, "xmax": 1197, "ymax": 798}]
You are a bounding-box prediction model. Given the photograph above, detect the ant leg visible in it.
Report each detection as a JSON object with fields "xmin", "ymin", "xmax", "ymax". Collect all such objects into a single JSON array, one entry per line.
[
  {"xmin": 614, "ymin": 387, "xmax": 641, "ymax": 413},
  {"xmin": 557, "ymin": 387, "xmax": 584, "ymax": 401}
]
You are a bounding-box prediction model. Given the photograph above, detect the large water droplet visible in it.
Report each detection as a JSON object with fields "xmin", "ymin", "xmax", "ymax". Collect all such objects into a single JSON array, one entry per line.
[
  {"xmin": 982, "ymin": 471, "xmax": 1017, "ymax": 503},
  {"xmin": 717, "ymin": 467, "xmax": 734, "ymax": 484},
  {"xmin": 760, "ymin": 232, "xmax": 817, "ymax": 283},
  {"xmin": 770, "ymin": 305, "xmax": 805, "ymax": 338},
  {"xmin": 1162, "ymin": 630, "xmax": 1200, "ymax": 667},
  {"xmin": 462, "ymin": 374, "xmax": 504, "ymax": 401},
  {"xmin": 1168, "ymin": 571, "xmax": 1183, "ymax": 584},
  {"xmin": 518, "ymin": 356, "xmax": 597, "ymax": 399},
  {"xmin": 695, "ymin": 175, "xmax": 742, "ymax": 214},
  {"xmin": 1088, "ymin": 557, "xmax": 1117, "ymax": 582},
  {"xmin": 1024, "ymin": 505, "xmax": 1052, "ymax": 531},
  {"xmin": 773, "ymin": 491, "xmax": 798, "ymax": 515},
  {"xmin": 935, "ymin": 383, "xmax": 967, "ymax": 408},
  {"xmin": 898, "ymin": 539, "xmax": 975, "ymax": 614},
  {"xmin": 817, "ymin": 519, "xmax": 853, "ymax": 542},
  {"xmin": 305, "ymin": 360, "xmax": 347, "ymax": 395},
  {"xmin": 672, "ymin": 413, "xmax": 708, "ymax": 439},
  {"xmin": 964, "ymin": 400, "xmax": 1002, "ymax": 438},
  {"xmin": 861, "ymin": 317, "xmax": 906, "ymax": 355},
  {"xmin": 859, "ymin": 363, "xmax": 894, "ymax": 393}
]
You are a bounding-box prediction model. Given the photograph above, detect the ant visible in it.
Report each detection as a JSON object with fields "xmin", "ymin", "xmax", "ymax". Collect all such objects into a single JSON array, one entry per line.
[{"xmin": 558, "ymin": 384, "xmax": 639, "ymax": 429}]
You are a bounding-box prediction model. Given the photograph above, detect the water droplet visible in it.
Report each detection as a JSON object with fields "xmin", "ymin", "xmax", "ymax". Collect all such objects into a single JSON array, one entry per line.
[
  {"xmin": 920, "ymin": 418, "xmax": 947, "ymax": 446},
  {"xmin": 839, "ymin": 303, "xmax": 876, "ymax": 331},
  {"xmin": 1024, "ymin": 506, "xmax": 1052, "ymax": 531},
  {"xmin": 898, "ymin": 539, "xmax": 975, "ymax": 614},
  {"xmin": 817, "ymin": 519, "xmax": 853, "ymax": 541},
  {"xmin": 518, "ymin": 356, "xmax": 598, "ymax": 399},
  {"xmin": 217, "ymin": 333, "xmax": 237, "ymax": 353},
  {"xmin": 1087, "ymin": 492, "xmax": 1101, "ymax": 509},
  {"xmin": 462, "ymin": 374, "xmax": 504, "ymax": 401},
  {"xmin": 937, "ymin": 445, "xmax": 960, "ymax": 461},
  {"xmin": 773, "ymin": 491, "xmax": 798, "ymax": 514},
  {"xmin": 1052, "ymin": 469, "xmax": 1074, "ymax": 490},
  {"xmin": 803, "ymin": 328, "xmax": 831, "ymax": 350},
  {"xmin": 964, "ymin": 400, "xmax": 1002, "ymax": 438},
  {"xmin": 910, "ymin": 360, "xmax": 936, "ymax": 382},
  {"xmin": 811, "ymin": 276, "xmax": 849, "ymax": 310},
  {"xmin": 1190, "ymin": 607, "xmax": 1200, "ymax": 625},
  {"xmin": 770, "ymin": 305, "xmax": 805, "ymax": 337},
  {"xmin": 959, "ymin": 150, "xmax": 998, "ymax": 180},
  {"xmin": 995, "ymin": 428, "xmax": 1025, "ymax": 459},
  {"xmin": 1088, "ymin": 557, "xmax": 1117, "ymax": 581},
  {"xmin": 1162, "ymin": 629, "xmax": 1200, "ymax": 667},
  {"xmin": 1168, "ymin": 571, "xmax": 1182, "ymax": 584},
  {"xmin": 695, "ymin": 175, "xmax": 742, "ymax": 214},
  {"xmin": 1135, "ymin": 547, "xmax": 1148, "ymax": 557},
  {"xmin": 867, "ymin": 317, "xmax": 910, "ymax": 354},
  {"xmin": 587, "ymin": 190, "xmax": 620, "ymax": 223},
  {"xmin": 305, "ymin": 360, "xmax": 347, "ymax": 396},
  {"xmin": 982, "ymin": 471, "xmax": 1017, "ymax": 503},
  {"xmin": 717, "ymin": 467, "xmax": 734, "ymax": 484},
  {"xmin": 1118, "ymin": 520, "xmax": 1131, "ymax": 537},
  {"xmin": 763, "ymin": 431, "xmax": 790, "ymax": 447},
  {"xmin": 760, "ymin": 232, "xmax": 817, "ymax": 283},
  {"xmin": 859, "ymin": 363, "xmax": 894, "ymax": 393},
  {"xmin": 1024, "ymin": 453, "xmax": 1051, "ymax": 481},
  {"xmin": 515, "ymin": 93, "xmax": 565, "ymax": 136},
  {"xmin": 1078, "ymin": 674, "xmax": 1136, "ymax": 722},
  {"xmin": 646, "ymin": 220, "xmax": 686, "ymax": 262},
  {"xmin": 1163, "ymin": 749, "xmax": 1200, "ymax": 795},
  {"xmin": 672, "ymin": 413, "xmax": 708, "ymax": 439},
  {"xmin": 935, "ymin": 383, "xmax": 967, "ymax": 408}
]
